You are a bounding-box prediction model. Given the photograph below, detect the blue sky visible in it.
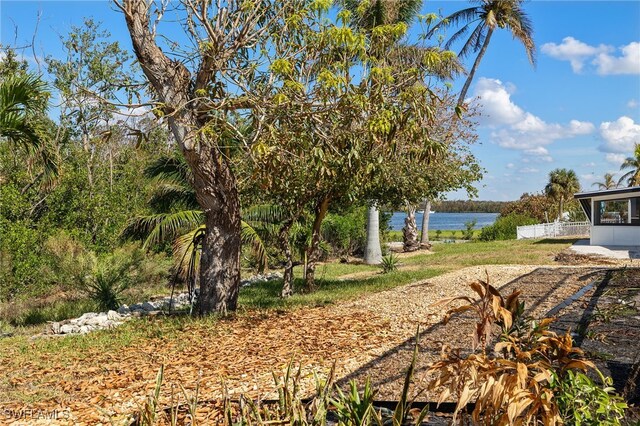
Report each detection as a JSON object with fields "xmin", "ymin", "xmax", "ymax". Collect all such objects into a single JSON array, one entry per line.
[{"xmin": 2, "ymin": 0, "xmax": 639, "ymax": 201}]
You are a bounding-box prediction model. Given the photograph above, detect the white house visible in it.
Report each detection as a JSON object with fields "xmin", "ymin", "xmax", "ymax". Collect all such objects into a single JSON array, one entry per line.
[{"xmin": 575, "ymin": 186, "xmax": 640, "ymax": 246}]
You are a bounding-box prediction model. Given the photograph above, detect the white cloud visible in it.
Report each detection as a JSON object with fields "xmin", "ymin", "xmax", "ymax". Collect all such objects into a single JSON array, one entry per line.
[
  {"xmin": 520, "ymin": 167, "xmax": 539, "ymax": 174},
  {"xmin": 594, "ymin": 42, "xmax": 640, "ymax": 75},
  {"xmin": 506, "ymin": 163, "xmax": 515, "ymax": 169},
  {"xmin": 473, "ymin": 78, "xmax": 594, "ymax": 154},
  {"xmin": 628, "ymin": 99, "xmax": 639, "ymax": 108},
  {"xmin": 606, "ymin": 153, "xmax": 627, "ymax": 165},
  {"xmin": 542, "ymin": 37, "xmax": 640, "ymax": 75},
  {"xmin": 474, "ymin": 78, "xmax": 523, "ymax": 126},
  {"xmin": 583, "ymin": 162, "xmax": 596, "ymax": 167},
  {"xmin": 581, "ymin": 173, "xmax": 594, "ymax": 179},
  {"xmin": 599, "ymin": 116, "xmax": 640, "ymax": 153},
  {"xmin": 541, "ymin": 37, "xmax": 611, "ymax": 72}
]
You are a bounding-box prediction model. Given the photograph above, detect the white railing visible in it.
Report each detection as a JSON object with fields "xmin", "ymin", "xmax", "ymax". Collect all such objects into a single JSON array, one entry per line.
[{"xmin": 516, "ymin": 221, "xmax": 590, "ymax": 240}]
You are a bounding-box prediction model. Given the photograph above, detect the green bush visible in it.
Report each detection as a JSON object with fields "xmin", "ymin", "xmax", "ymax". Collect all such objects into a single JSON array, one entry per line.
[
  {"xmin": 479, "ymin": 213, "xmax": 538, "ymax": 241},
  {"xmin": 322, "ymin": 206, "xmax": 367, "ymax": 257},
  {"xmin": 463, "ymin": 219, "xmax": 477, "ymax": 240},
  {"xmin": 552, "ymin": 369, "xmax": 627, "ymax": 425}
]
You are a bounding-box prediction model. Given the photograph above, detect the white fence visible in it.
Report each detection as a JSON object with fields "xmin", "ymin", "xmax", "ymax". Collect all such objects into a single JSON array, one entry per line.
[{"xmin": 516, "ymin": 221, "xmax": 590, "ymax": 240}]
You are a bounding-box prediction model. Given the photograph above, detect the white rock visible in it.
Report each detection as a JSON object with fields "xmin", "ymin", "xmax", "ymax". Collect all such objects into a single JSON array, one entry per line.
[
  {"xmin": 51, "ymin": 322, "xmax": 61, "ymax": 334},
  {"xmin": 107, "ymin": 310, "xmax": 121, "ymax": 321},
  {"xmin": 60, "ymin": 324, "xmax": 79, "ymax": 334},
  {"xmin": 86, "ymin": 314, "xmax": 109, "ymax": 326}
]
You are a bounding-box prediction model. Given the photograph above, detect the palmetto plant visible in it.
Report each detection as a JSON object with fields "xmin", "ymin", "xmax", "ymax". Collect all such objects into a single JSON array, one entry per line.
[{"xmin": 427, "ymin": 0, "xmax": 536, "ymax": 106}]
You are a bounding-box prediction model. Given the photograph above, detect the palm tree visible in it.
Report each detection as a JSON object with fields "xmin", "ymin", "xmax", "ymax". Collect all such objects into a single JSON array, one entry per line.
[
  {"xmin": 122, "ymin": 154, "xmax": 277, "ymax": 298},
  {"xmin": 0, "ymin": 72, "xmax": 57, "ymax": 182},
  {"xmin": 344, "ymin": 0, "xmax": 422, "ymax": 264},
  {"xmin": 545, "ymin": 168, "xmax": 580, "ymax": 221},
  {"xmin": 618, "ymin": 143, "xmax": 640, "ymax": 187},
  {"xmin": 428, "ymin": 0, "xmax": 535, "ymax": 106},
  {"xmin": 592, "ymin": 173, "xmax": 618, "ymax": 190}
]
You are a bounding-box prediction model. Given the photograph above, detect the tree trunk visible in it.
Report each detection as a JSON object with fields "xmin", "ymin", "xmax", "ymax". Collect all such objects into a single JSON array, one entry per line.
[
  {"xmin": 420, "ymin": 199, "xmax": 431, "ymax": 245},
  {"xmin": 457, "ymin": 28, "xmax": 494, "ymax": 107},
  {"xmin": 403, "ymin": 203, "xmax": 420, "ymax": 252},
  {"xmin": 279, "ymin": 225, "xmax": 294, "ymax": 298},
  {"xmin": 193, "ymin": 144, "xmax": 242, "ymax": 315},
  {"xmin": 364, "ymin": 203, "xmax": 382, "ymax": 264},
  {"xmin": 122, "ymin": 0, "xmax": 242, "ymax": 315},
  {"xmin": 305, "ymin": 195, "xmax": 330, "ymax": 291}
]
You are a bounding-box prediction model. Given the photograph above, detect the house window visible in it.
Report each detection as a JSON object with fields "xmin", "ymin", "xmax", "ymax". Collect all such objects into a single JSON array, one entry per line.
[{"xmin": 594, "ymin": 197, "xmax": 640, "ymax": 225}]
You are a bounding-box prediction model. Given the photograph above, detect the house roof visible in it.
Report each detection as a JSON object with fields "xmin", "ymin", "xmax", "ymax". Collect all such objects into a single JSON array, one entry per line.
[{"xmin": 575, "ymin": 186, "xmax": 640, "ymax": 200}]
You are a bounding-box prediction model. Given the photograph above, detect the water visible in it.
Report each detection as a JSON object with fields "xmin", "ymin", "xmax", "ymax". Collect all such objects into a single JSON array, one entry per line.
[{"xmin": 389, "ymin": 212, "xmax": 499, "ymax": 231}]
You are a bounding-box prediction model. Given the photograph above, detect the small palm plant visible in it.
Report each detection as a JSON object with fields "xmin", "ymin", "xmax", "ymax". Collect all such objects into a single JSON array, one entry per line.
[{"xmin": 122, "ymin": 153, "xmax": 284, "ymax": 302}]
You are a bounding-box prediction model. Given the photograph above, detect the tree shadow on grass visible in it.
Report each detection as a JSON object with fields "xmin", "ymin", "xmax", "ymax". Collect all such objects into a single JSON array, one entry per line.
[
  {"xmin": 333, "ymin": 267, "xmax": 605, "ymax": 400},
  {"xmin": 533, "ymin": 238, "xmax": 579, "ymax": 245}
]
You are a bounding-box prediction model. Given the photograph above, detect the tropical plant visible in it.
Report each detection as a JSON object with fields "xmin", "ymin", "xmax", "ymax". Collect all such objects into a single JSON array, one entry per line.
[
  {"xmin": 592, "ymin": 172, "xmax": 618, "ymax": 190},
  {"xmin": 122, "ymin": 154, "xmax": 278, "ymax": 300},
  {"xmin": 429, "ymin": 275, "xmax": 627, "ymax": 425},
  {"xmin": 0, "ymin": 71, "xmax": 57, "ymax": 182},
  {"xmin": 428, "ymin": 0, "xmax": 536, "ymax": 106},
  {"xmin": 545, "ymin": 168, "xmax": 581, "ymax": 220},
  {"xmin": 380, "ymin": 253, "xmax": 399, "ymax": 274},
  {"xmin": 618, "ymin": 143, "xmax": 640, "ymax": 187},
  {"xmin": 479, "ymin": 213, "xmax": 537, "ymax": 241}
]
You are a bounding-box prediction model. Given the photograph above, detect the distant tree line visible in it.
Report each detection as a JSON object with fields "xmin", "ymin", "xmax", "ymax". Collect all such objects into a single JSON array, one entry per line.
[{"xmin": 431, "ymin": 200, "xmax": 506, "ymax": 213}]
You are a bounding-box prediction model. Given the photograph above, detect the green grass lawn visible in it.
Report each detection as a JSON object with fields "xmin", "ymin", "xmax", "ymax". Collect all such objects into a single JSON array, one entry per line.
[{"xmin": 386, "ymin": 229, "xmax": 482, "ymax": 241}]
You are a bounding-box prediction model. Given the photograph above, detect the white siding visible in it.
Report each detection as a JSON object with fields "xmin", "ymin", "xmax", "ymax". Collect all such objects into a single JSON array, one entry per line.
[{"xmin": 591, "ymin": 226, "xmax": 640, "ymax": 246}]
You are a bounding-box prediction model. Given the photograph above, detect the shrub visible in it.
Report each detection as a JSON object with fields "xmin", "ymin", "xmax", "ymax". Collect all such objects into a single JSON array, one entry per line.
[
  {"xmin": 479, "ymin": 213, "xmax": 537, "ymax": 241},
  {"xmin": 322, "ymin": 206, "xmax": 391, "ymax": 258},
  {"xmin": 322, "ymin": 207, "xmax": 367, "ymax": 257},
  {"xmin": 428, "ymin": 276, "xmax": 627, "ymax": 425},
  {"xmin": 380, "ymin": 253, "xmax": 399, "ymax": 274},
  {"xmin": 463, "ymin": 219, "xmax": 477, "ymax": 240}
]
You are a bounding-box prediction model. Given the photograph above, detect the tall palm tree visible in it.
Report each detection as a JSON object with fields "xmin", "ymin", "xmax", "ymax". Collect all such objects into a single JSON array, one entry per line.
[
  {"xmin": 344, "ymin": 0, "xmax": 422, "ymax": 264},
  {"xmin": 592, "ymin": 173, "xmax": 618, "ymax": 190},
  {"xmin": 428, "ymin": 0, "xmax": 535, "ymax": 106},
  {"xmin": 0, "ymin": 72, "xmax": 57, "ymax": 182},
  {"xmin": 545, "ymin": 168, "xmax": 580, "ymax": 221},
  {"xmin": 618, "ymin": 143, "xmax": 640, "ymax": 187}
]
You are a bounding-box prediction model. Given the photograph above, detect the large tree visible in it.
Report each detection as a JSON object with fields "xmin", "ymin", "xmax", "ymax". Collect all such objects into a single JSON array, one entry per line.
[
  {"xmin": 618, "ymin": 143, "xmax": 640, "ymax": 187},
  {"xmin": 117, "ymin": 0, "xmax": 313, "ymax": 314},
  {"xmin": 428, "ymin": 0, "xmax": 535, "ymax": 106},
  {"xmin": 544, "ymin": 168, "xmax": 580, "ymax": 221}
]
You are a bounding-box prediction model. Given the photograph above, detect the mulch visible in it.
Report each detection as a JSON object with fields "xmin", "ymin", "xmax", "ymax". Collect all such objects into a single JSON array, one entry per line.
[{"xmin": 0, "ymin": 264, "xmax": 630, "ymax": 425}]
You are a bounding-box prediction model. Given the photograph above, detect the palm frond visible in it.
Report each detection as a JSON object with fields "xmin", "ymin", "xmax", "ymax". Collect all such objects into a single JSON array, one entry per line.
[
  {"xmin": 243, "ymin": 204, "xmax": 288, "ymax": 224},
  {"xmin": 172, "ymin": 225, "xmax": 205, "ymax": 294},
  {"xmin": 426, "ymin": 7, "xmax": 480, "ymax": 39},
  {"xmin": 121, "ymin": 210, "xmax": 204, "ymax": 249},
  {"xmin": 148, "ymin": 183, "xmax": 198, "ymax": 211},
  {"xmin": 241, "ymin": 220, "xmax": 269, "ymax": 272},
  {"xmin": 144, "ymin": 154, "xmax": 191, "ymax": 185}
]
